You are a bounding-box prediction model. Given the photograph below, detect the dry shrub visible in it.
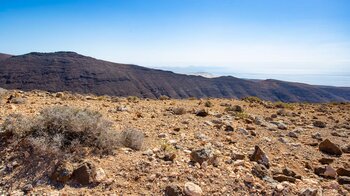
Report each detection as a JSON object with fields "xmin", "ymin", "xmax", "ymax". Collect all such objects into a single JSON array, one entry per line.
[
  {"xmin": 119, "ymin": 128, "xmax": 144, "ymax": 150},
  {"xmin": 171, "ymin": 107, "xmax": 186, "ymax": 115},
  {"xmin": 1, "ymin": 106, "xmax": 119, "ymax": 156},
  {"xmin": 225, "ymin": 105, "xmax": 244, "ymax": 113},
  {"xmin": 242, "ymin": 96, "xmax": 263, "ymax": 104},
  {"xmin": 1, "ymin": 113, "xmax": 33, "ymax": 138},
  {"xmin": 204, "ymin": 100, "xmax": 213, "ymax": 107},
  {"xmin": 187, "ymin": 97, "xmax": 197, "ymax": 100},
  {"xmin": 159, "ymin": 95, "xmax": 170, "ymax": 100},
  {"xmin": 9, "ymin": 97, "xmax": 27, "ymax": 104},
  {"xmin": 127, "ymin": 96, "xmax": 139, "ymax": 103},
  {"xmin": 274, "ymin": 101, "xmax": 295, "ymax": 110}
]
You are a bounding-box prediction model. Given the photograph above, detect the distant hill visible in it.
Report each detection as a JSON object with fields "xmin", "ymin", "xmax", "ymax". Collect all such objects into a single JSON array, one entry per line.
[
  {"xmin": 0, "ymin": 51, "xmax": 349, "ymax": 102},
  {"xmin": 0, "ymin": 53, "xmax": 12, "ymax": 61}
]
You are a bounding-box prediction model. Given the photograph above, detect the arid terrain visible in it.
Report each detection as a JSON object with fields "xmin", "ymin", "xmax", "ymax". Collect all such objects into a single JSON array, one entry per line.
[{"xmin": 0, "ymin": 89, "xmax": 350, "ymax": 195}]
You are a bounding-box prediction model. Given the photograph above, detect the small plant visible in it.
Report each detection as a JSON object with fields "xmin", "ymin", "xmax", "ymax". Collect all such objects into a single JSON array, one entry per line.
[
  {"xmin": 204, "ymin": 100, "xmax": 213, "ymax": 107},
  {"xmin": 159, "ymin": 95, "xmax": 170, "ymax": 100},
  {"xmin": 274, "ymin": 101, "xmax": 295, "ymax": 110},
  {"xmin": 225, "ymin": 105, "xmax": 244, "ymax": 113},
  {"xmin": 97, "ymin": 95, "xmax": 111, "ymax": 101},
  {"xmin": 127, "ymin": 96, "xmax": 139, "ymax": 103},
  {"xmin": 11, "ymin": 97, "xmax": 27, "ymax": 104},
  {"xmin": 160, "ymin": 140, "xmax": 176, "ymax": 153},
  {"xmin": 119, "ymin": 128, "xmax": 144, "ymax": 150},
  {"xmin": 171, "ymin": 107, "xmax": 186, "ymax": 115},
  {"xmin": 187, "ymin": 97, "xmax": 197, "ymax": 100},
  {"xmin": 234, "ymin": 112, "xmax": 249, "ymax": 119},
  {"xmin": 242, "ymin": 96, "xmax": 263, "ymax": 104}
]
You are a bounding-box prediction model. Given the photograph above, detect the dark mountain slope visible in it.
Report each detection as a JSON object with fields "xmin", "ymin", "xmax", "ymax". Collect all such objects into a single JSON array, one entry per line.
[
  {"xmin": 0, "ymin": 52, "xmax": 349, "ymax": 102},
  {"xmin": 0, "ymin": 53, "xmax": 12, "ymax": 61}
]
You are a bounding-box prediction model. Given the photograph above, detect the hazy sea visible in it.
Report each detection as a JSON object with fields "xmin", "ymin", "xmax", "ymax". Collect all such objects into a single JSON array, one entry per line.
[
  {"xmin": 234, "ymin": 73, "xmax": 350, "ymax": 87},
  {"xmin": 156, "ymin": 66, "xmax": 350, "ymax": 87}
]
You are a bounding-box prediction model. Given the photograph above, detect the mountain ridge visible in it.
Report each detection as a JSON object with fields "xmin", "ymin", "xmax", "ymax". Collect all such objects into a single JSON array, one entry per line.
[{"xmin": 0, "ymin": 51, "xmax": 349, "ymax": 102}]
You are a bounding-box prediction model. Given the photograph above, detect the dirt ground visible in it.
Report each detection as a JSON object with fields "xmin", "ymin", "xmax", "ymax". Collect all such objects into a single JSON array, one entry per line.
[{"xmin": 0, "ymin": 90, "xmax": 349, "ymax": 195}]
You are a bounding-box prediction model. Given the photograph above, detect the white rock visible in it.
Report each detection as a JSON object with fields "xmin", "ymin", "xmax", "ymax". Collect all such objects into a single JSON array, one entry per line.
[
  {"xmin": 94, "ymin": 167, "xmax": 106, "ymax": 182},
  {"xmin": 184, "ymin": 182, "xmax": 203, "ymax": 196}
]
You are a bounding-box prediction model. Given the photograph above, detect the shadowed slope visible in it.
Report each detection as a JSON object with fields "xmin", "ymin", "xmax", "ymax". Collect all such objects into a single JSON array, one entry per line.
[{"xmin": 0, "ymin": 52, "xmax": 349, "ymax": 102}]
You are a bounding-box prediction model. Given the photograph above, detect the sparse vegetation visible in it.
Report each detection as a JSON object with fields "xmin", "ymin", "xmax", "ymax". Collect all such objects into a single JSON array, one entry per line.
[
  {"xmin": 127, "ymin": 96, "xmax": 139, "ymax": 103},
  {"xmin": 159, "ymin": 95, "xmax": 170, "ymax": 100},
  {"xmin": 234, "ymin": 111, "xmax": 249, "ymax": 119},
  {"xmin": 171, "ymin": 107, "xmax": 187, "ymax": 115},
  {"xmin": 97, "ymin": 95, "xmax": 111, "ymax": 101},
  {"xmin": 204, "ymin": 100, "xmax": 213, "ymax": 107},
  {"xmin": 225, "ymin": 105, "xmax": 244, "ymax": 113},
  {"xmin": 160, "ymin": 140, "xmax": 176, "ymax": 153},
  {"xmin": 1, "ymin": 113, "xmax": 32, "ymax": 138},
  {"xmin": 274, "ymin": 101, "xmax": 295, "ymax": 110},
  {"xmin": 242, "ymin": 96, "xmax": 263, "ymax": 104},
  {"xmin": 187, "ymin": 97, "xmax": 197, "ymax": 100},
  {"xmin": 1, "ymin": 106, "xmax": 119, "ymax": 156}
]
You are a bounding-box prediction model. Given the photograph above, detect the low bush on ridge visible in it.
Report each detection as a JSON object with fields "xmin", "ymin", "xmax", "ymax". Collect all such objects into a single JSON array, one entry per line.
[{"xmin": 0, "ymin": 106, "xmax": 144, "ymax": 158}]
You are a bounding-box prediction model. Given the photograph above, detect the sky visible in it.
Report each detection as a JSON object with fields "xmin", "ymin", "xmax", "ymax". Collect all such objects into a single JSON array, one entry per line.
[{"xmin": 0, "ymin": 0, "xmax": 350, "ymax": 86}]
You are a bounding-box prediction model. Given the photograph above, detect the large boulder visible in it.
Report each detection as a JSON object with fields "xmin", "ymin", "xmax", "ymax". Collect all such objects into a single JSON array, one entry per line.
[{"xmin": 318, "ymin": 139, "xmax": 342, "ymax": 156}]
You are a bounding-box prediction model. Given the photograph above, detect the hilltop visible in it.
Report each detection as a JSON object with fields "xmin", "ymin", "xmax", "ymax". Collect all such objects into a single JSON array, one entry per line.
[{"xmin": 0, "ymin": 52, "xmax": 349, "ymax": 102}]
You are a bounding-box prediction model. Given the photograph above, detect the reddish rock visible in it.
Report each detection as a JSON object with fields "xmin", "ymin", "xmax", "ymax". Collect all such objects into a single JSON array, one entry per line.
[
  {"xmin": 319, "ymin": 139, "xmax": 342, "ymax": 156},
  {"xmin": 250, "ymin": 146, "xmax": 270, "ymax": 169}
]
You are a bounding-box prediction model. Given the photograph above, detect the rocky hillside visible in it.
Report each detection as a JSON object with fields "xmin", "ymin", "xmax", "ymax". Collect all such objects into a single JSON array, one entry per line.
[
  {"xmin": 0, "ymin": 52, "xmax": 349, "ymax": 103},
  {"xmin": 0, "ymin": 90, "xmax": 349, "ymax": 195}
]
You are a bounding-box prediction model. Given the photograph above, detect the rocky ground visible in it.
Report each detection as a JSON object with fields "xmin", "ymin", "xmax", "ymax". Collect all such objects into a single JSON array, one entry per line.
[{"xmin": 0, "ymin": 89, "xmax": 350, "ymax": 195}]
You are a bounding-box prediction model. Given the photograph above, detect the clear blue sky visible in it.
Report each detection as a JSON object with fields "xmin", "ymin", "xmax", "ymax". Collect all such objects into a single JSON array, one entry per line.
[{"xmin": 1, "ymin": 0, "xmax": 349, "ymax": 86}]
